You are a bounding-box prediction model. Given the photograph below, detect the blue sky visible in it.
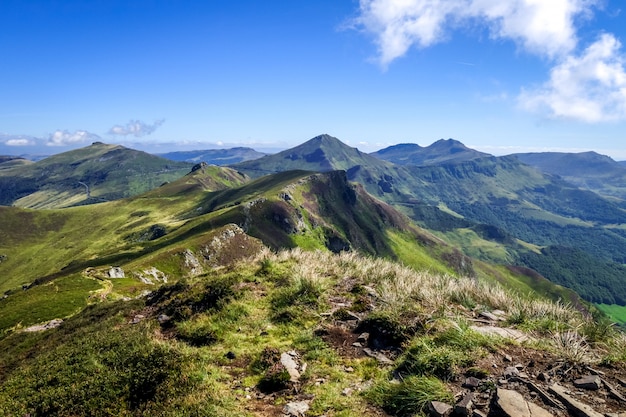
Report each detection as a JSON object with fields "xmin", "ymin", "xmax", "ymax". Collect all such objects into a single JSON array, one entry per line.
[{"xmin": 1, "ymin": 1, "xmax": 626, "ymax": 159}]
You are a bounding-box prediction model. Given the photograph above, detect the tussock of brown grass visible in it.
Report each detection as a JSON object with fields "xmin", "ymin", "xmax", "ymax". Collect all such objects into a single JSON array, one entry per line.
[
  {"xmin": 252, "ymin": 249, "xmax": 583, "ymax": 325},
  {"xmin": 246, "ymin": 248, "xmax": 626, "ymax": 364}
]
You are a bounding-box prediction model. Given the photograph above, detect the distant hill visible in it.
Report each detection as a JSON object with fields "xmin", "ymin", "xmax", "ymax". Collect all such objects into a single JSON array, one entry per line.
[
  {"xmin": 157, "ymin": 147, "xmax": 267, "ymax": 165},
  {"xmin": 371, "ymin": 138, "xmax": 490, "ymax": 165},
  {"xmin": 513, "ymin": 151, "xmax": 626, "ymax": 202},
  {"xmin": 0, "ymin": 156, "xmax": 33, "ymax": 170},
  {"xmin": 0, "ymin": 142, "xmax": 195, "ymax": 208}
]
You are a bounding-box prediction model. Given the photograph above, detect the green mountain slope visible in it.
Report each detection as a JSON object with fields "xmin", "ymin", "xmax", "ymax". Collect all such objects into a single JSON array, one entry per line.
[
  {"xmin": 0, "ymin": 164, "xmax": 250, "ymax": 294},
  {"xmin": 513, "ymin": 151, "xmax": 626, "ymax": 203},
  {"xmin": 235, "ymin": 135, "xmax": 626, "ymax": 307},
  {"xmin": 232, "ymin": 134, "xmax": 420, "ymax": 202},
  {"xmin": 371, "ymin": 138, "xmax": 489, "ymax": 166},
  {"xmin": 0, "ymin": 142, "xmax": 194, "ymax": 208},
  {"xmin": 1, "ymin": 160, "xmax": 581, "ymax": 336},
  {"xmin": 0, "ymin": 167, "xmax": 480, "ymax": 331}
]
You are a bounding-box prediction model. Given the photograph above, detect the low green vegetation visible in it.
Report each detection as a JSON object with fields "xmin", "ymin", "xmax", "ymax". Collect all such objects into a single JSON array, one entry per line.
[
  {"xmin": 596, "ymin": 303, "xmax": 626, "ymax": 326},
  {"xmin": 0, "ymin": 274, "xmax": 101, "ymax": 335},
  {"xmin": 2, "ymin": 249, "xmax": 623, "ymax": 416}
]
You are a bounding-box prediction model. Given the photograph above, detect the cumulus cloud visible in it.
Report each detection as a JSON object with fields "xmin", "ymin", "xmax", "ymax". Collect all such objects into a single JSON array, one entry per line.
[
  {"xmin": 47, "ymin": 130, "xmax": 101, "ymax": 147},
  {"xmin": 108, "ymin": 119, "xmax": 164, "ymax": 137},
  {"xmin": 519, "ymin": 34, "xmax": 626, "ymax": 122},
  {"xmin": 352, "ymin": 0, "xmax": 626, "ymax": 122},
  {"xmin": 353, "ymin": 0, "xmax": 597, "ymax": 67}
]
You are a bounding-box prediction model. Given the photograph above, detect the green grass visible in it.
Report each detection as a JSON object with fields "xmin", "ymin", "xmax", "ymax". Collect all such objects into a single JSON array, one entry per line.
[
  {"xmin": 386, "ymin": 230, "xmax": 454, "ymax": 276},
  {"xmin": 0, "ymin": 249, "xmax": 624, "ymax": 416},
  {"xmin": 439, "ymin": 228, "xmax": 512, "ymax": 264},
  {"xmin": 0, "ymin": 274, "xmax": 101, "ymax": 334},
  {"xmin": 365, "ymin": 375, "xmax": 453, "ymax": 417},
  {"xmin": 596, "ymin": 303, "xmax": 626, "ymax": 326}
]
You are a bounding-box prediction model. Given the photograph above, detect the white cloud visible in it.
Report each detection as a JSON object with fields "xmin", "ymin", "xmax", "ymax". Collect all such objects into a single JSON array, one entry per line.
[
  {"xmin": 353, "ymin": 0, "xmax": 597, "ymax": 67},
  {"xmin": 108, "ymin": 119, "xmax": 164, "ymax": 137},
  {"xmin": 519, "ymin": 34, "xmax": 626, "ymax": 122},
  {"xmin": 47, "ymin": 130, "xmax": 101, "ymax": 147},
  {"xmin": 353, "ymin": 0, "xmax": 626, "ymax": 122},
  {"xmin": 5, "ymin": 138, "xmax": 35, "ymax": 146},
  {"xmin": 469, "ymin": 0, "xmax": 594, "ymax": 58}
]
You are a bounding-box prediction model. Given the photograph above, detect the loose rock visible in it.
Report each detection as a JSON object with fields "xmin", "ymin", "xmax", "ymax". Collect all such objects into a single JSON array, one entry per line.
[
  {"xmin": 574, "ymin": 375, "xmax": 602, "ymax": 390},
  {"xmin": 495, "ymin": 388, "xmax": 552, "ymax": 417},
  {"xmin": 428, "ymin": 400, "xmax": 453, "ymax": 417},
  {"xmin": 283, "ymin": 400, "xmax": 310, "ymax": 417}
]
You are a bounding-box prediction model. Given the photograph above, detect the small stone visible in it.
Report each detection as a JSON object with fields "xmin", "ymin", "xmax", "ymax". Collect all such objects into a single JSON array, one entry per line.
[
  {"xmin": 479, "ymin": 311, "xmax": 500, "ymax": 321},
  {"xmin": 283, "ymin": 401, "xmax": 310, "ymax": 417},
  {"xmin": 463, "ymin": 377, "xmax": 481, "ymax": 389},
  {"xmin": 454, "ymin": 392, "xmax": 474, "ymax": 416},
  {"xmin": 157, "ymin": 314, "xmax": 171, "ymax": 325},
  {"xmin": 503, "ymin": 354, "xmax": 513, "ymax": 362},
  {"xmin": 352, "ymin": 342, "xmax": 362, "ymax": 347},
  {"xmin": 428, "ymin": 400, "xmax": 453, "ymax": 417},
  {"xmin": 357, "ymin": 332, "xmax": 370, "ymax": 343},
  {"xmin": 362, "ymin": 348, "xmax": 393, "ymax": 364},
  {"xmin": 573, "ymin": 375, "xmax": 602, "ymax": 390},
  {"xmin": 496, "ymin": 388, "xmax": 553, "ymax": 417},
  {"xmin": 280, "ymin": 352, "xmax": 301, "ymax": 382},
  {"xmin": 342, "ymin": 388, "xmax": 353, "ymax": 396},
  {"xmin": 503, "ymin": 366, "xmax": 519, "ymax": 378},
  {"xmin": 129, "ymin": 314, "xmax": 145, "ymax": 324},
  {"xmin": 344, "ymin": 366, "xmax": 354, "ymax": 373}
]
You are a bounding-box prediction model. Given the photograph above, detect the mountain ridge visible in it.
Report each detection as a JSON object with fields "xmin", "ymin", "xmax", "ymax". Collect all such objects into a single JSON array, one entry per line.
[
  {"xmin": 371, "ymin": 138, "xmax": 490, "ymax": 166},
  {"xmin": 0, "ymin": 142, "xmax": 194, "ymax": 208}
]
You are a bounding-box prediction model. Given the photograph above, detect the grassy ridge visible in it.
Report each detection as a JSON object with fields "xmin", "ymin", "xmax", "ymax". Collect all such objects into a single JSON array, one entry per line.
[{"xmin": 1, "ymin": 249, "xmax": 623, "ymax": 416}]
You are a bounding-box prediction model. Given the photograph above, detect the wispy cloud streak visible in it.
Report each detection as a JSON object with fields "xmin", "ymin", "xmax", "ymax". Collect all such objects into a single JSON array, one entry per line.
[{"xmin": 108, "ymin": 119, "xmax": 165, "ymax": 137}]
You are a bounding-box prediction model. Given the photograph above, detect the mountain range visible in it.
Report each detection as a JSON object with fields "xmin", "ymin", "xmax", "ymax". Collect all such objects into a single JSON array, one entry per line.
[
  {"xmin": 3, "ymin": 134, "xmax": 626, "ymax": 309},
  {"xmin": 1, "ymin": 134, "xmax": 626, "ymax": 416}
]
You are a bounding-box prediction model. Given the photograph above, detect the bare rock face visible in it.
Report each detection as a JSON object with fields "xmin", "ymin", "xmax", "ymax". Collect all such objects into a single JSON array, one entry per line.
[
  {"xmin": 182, "ymin": 249, "xmax": 203, "ymax": 276},
  {"xmin": 548, "ymin": 383, "xmax": 605, "ymax": 417},
  {"xmin": 107, "ymin": 266, "xmax": 125, "ymax": 278},
  {"xmin": 495, "ymin": 388, "xmax": 552, "ymax": 417},
  {"xmin": 280, "ymin": 351, "xmax": 301, "ymax": 383}
]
